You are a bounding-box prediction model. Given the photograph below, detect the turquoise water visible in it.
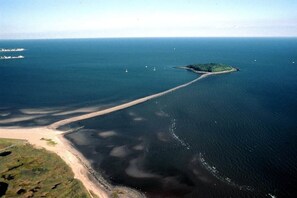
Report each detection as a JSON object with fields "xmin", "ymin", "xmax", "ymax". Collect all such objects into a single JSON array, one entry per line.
[{"xmin": 1, "ymin": 38, "xmax": 297, "ymax": 197}]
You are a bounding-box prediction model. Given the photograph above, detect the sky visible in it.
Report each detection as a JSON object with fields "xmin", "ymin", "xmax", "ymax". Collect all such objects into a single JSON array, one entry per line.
[{"xmin": 0, "ymin": 0, "xmax": 297, "ymax": 39}]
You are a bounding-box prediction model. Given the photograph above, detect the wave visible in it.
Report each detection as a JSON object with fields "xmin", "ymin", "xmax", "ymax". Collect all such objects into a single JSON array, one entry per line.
[
  {"xmin": 169, "ymin": 118, "xmax": 190, "ymax": 150},
  {"xmin": 268, "ymin": 193, "xmax": 277, "ymax": 198},
  {"xmin": 197, "ymin": 153, "xmax": 254, "ymax": 191}
]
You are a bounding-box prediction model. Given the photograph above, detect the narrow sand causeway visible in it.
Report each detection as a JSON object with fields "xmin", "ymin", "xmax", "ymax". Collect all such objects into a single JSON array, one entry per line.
[{"xmin": 48, "ymin": 73, "xmax": 211, "ymax": 130}]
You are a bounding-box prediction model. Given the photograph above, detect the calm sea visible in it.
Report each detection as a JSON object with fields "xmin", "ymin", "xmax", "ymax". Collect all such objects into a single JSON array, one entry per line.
[
  {"xmin": 0, "ymin": 38, "xmax": 196, "ymax": 126},
  {"xmin": 1, "ymin": 38, "xmax": 297, "ymax": 197}
]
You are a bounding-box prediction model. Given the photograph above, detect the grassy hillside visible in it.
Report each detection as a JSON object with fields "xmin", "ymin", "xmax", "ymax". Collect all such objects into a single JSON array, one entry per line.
[
  {"xmin": 187, "ymin": 63, "xmax": 235, "ymax": 72},
  {"xmin": 0, "ymin": 138, "xmax": 90, "ymax": 198}
]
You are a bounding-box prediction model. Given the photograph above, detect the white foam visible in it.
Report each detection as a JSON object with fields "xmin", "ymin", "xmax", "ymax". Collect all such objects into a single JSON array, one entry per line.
[
  {"xmin": 155, "ymin": 110, "xmax": 169, "ymax": 117},
  {"xmin": 197, "ymin": 153, "xmax": 253, "ymax": 191},
  {"xmin": 268, "ymin": 193, "xmax": 277, "ymax": 198},
  {"xmin": 169, "ymin": 119, "xmax": 190, "ymax": 149}
]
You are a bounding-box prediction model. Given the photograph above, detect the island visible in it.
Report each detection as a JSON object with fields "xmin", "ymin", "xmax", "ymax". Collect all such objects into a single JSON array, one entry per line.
[{"xmin": 181, "ymin": 63, "xmax": 238, "ymax": 74}]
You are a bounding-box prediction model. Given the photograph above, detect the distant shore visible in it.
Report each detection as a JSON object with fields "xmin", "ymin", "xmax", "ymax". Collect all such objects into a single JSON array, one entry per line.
[{"xmin": 0, "ymin": 67, "xmax": 236, "ymax": 198}]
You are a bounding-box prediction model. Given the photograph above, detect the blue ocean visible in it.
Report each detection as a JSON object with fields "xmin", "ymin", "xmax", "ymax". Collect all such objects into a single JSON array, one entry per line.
[{"xmin": 1, "ymin": 38, "xmax": 297, "ymax": 197}]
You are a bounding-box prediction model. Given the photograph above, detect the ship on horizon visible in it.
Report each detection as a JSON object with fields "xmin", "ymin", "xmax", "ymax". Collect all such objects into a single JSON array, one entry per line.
[
  {"xmin": 0, "ymin": 48, "xmax": 25, "ymax": 52},
  {"xmin": 0, "ymin": 55, "xmax": 24, "ymax": 60}
]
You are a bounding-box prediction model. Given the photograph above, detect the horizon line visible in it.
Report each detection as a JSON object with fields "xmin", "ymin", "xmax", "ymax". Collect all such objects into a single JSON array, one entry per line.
[{"xmin": 1, "ymin": 36, "xmax": 297, "ymax": 41}]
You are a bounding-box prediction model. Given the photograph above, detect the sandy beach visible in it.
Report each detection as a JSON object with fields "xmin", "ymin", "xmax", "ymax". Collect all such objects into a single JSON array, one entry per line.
[
  {"xmin": 0, "ymin": 127, "xmax": 110, "ymax": 198},
  {"xmin": 0, "ymin": 69, "xmax": 236, "ymax": 198}
]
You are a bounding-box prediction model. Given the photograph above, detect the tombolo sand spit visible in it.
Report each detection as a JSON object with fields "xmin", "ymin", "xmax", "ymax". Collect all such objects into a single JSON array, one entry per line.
[{"xmin": 0, "ymin": 70, "xmax": 235, "ymax": 197}]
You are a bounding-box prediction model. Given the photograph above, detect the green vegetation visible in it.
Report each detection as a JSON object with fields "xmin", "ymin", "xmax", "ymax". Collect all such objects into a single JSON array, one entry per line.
[
  {"xmin": 111, "ymin": 189, "xmax": 124, "ymax": 198},
  {"xmin": 0, "ymin": 138, "xmax": 90, "ymax": 198},
  {"xmin": 186, "ymin": 63, "xmax": 236, "ymax": 72},
  {"xmin": 40, "ymin": 138, "xmax": 57, "ymax": 146}
]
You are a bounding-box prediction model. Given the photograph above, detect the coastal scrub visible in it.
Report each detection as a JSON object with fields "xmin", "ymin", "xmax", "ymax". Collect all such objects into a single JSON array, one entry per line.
[{"xmin": 0, "ymin": 138, "xmax": 90, "ymax": 198}]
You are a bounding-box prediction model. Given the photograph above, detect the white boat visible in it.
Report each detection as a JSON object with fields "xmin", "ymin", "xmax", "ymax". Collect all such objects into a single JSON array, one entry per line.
[
  {"xmin": 0, "ymin": 48, "xmax": 25, "ymax": 52},
  {"xmin": 0, "ymin": 55, "xmax": 24, "ymax": 60}
]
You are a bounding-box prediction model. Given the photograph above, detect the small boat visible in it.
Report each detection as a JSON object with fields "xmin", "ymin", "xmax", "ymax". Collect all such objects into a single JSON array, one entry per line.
[
  {"xmin": 153, "ymin": 67, "xmax": 156, "ymax": 71},
  {"xmin": 125, "ymin": 69, "xmax": 128, "ymax": 73}
]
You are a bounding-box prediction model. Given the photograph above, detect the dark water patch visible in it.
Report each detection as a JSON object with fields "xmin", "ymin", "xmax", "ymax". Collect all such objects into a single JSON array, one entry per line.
[
  {"xmin": 0, "ymin": 151, "xmax": 11, "ymax": 157},
  {"xmin": 30, "ymin": 186, "xmax": 41, "ymax": 193},
  {"xmin": 17, "ymin": 189, "xmax": 26, "ymax": 195},
  {"xmin": 1, "ymin": 174, "xmax": 14, "ymax": 180},
  {"xmin": 51, "ymin": 183, "xmax": 61, "ymax": 189},
  {"xmin": 8, "ymin": 163, "xmax": 24, "ymax": 171},
  {"xmin": 0, "ymin": 182, "xmax": 8, "ymax": 196}
]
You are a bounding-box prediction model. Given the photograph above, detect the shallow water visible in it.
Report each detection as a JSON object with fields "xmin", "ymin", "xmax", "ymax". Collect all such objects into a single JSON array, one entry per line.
[{"xmin": 1, "ymin": 38, "xmax": 297, "ymax": 197}]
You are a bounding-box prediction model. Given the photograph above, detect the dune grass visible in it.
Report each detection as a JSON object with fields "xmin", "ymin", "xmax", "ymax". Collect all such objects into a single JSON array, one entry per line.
[
  {"xmin": 40, "ymin": 138, "xmax": 57, "ymax": 146},
  {"xmin": 0, "ymin": 138, "xmax": 90, "ymax": 198}
]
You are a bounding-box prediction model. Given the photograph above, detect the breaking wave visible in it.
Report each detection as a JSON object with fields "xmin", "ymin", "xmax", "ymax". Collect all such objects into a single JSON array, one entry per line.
[
  {"xmin": 197, "ymin": 153, "xmax": 254, "ymax": 191},
  {"xmin": 169, "ymin": 118, "xmax": 190, "ymax": 150}
]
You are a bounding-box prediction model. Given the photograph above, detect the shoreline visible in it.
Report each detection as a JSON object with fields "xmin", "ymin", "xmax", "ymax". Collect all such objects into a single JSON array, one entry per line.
[
  {"xmin": 0, "ymin": 127, "xmax": 110, "ymax": 198},
  {"xmin": 0, "ymin": 68, "xmax": 237, "ymax": 197},
  {"xmin": 177, "ymin": 66, "xmax": 238, "ymax": 75}
]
